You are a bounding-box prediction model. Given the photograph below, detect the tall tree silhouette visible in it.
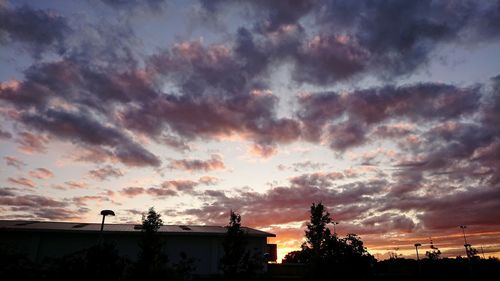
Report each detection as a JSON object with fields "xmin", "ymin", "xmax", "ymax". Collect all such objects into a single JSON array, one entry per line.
[
  {"xmin": 305, "ymin": 202, "xmax": 332, "ymax": 257},
  {"xmin": 283, "ymin": 203, "xmax": 375, "ymax": 280},
  {"xmin": 220, "ymin": 210, "xmax": 262, "ymax": 281},
  {"xmin": 135, "ymin": 207, "xmax": 167, "ymax": 278}
]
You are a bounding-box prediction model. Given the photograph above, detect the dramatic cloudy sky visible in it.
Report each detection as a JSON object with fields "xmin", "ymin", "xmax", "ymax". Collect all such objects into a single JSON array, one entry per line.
[{"xmin": 1, "ymin": 0, "xmax": 500, "ymax": 261}]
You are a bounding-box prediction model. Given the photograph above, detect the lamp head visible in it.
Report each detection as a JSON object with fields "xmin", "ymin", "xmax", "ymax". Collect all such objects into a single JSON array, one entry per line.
[{"xmin": 100, "ymin": 210, "xmax": 115, "ymax": 216}]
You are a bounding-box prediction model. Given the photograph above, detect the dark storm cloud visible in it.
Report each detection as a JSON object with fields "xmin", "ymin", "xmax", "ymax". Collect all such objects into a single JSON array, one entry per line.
[
  {"xmin": 120, "ymin": 84, "xmax": 301, "ymax": 147},
  {"xmin": 297, "ymin": 82, "xmax": 481, "ymax": 149},
  {"xmin": 199, "ymin": 0, "xmax": 500, "ymax": 84},
  {"xmin": 0, "ymin": 37, "xmax": 301, "ymax": 159},
  {"xmin": 292, "ymin": 34, "xmax": 369, "ymax": 85},
  {"xmin": 200, "ymin": 0, "xmax": 316, "ymax": 32},
  {"xmin": 13, "ymin": 0, "xmax": 493, "ymax": 159},
  {"xmin": 299, "ymin": 83, "xmax": 480, "ymax": 126},
  {"xmin": 0, "ymin": 4, "xmax": 69, "ymax": 57},
  {"xmin": 20, "ymin": 109, "xmax": 160, "ymax": 167},
  {"xmin": 138, "ymin": 39, "xmax": 302, "ymax": 146}
]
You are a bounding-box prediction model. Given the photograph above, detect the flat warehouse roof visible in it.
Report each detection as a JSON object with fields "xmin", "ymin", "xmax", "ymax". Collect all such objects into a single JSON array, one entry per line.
[{"xmin": 0, "ymin": 220, "xmax": 275, "ymax": 237}]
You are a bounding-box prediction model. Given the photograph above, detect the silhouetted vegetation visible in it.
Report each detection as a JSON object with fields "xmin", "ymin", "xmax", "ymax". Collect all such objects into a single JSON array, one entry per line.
[
  {"xmin": 276, "ymin": 202, "xmax": 500, "ymax": 281},
  {"xmin": 43, "ymin": 242, "xmax": 128, "ymax": 281},
  {"xmin": 425, "ymin": 241, "xmax": 441, "ymax": 260},
  {"xmin": 1, "ymin": 204, "xmax": 499, "ymax": 281},
  {"xmin": 133, "ymin": 207, "xmax": 169, "ymax": 278},
  {"xmin": 282, "ymin": 203, "xmax": 375, "ymax": 280},
  {"xmin": 373, "ymin": 256, "xmax": 500, "ymax": 281},
  {"xmin": 220, "ymin": 210, "xmax": 263, "ymax": 281}
]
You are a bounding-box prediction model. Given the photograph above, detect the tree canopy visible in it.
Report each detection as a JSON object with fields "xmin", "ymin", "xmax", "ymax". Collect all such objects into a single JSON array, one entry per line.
[{"xmin": 283, "ymin": 202, "xmax": 375, "ymax": 279}]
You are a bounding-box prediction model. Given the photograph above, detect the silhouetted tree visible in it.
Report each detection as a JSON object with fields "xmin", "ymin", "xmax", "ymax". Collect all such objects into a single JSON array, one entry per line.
[
  {"xmin": 283, "ymin": 203, "xmax": 375, "ymax": 280},
  {"xmin": 425, "ymin": 242, "xmax": 441, "ymax": 260},
  {"xmin": 220, "ymin": 210, "xmax": 261, "ymax": 281},
  {"xmin": 305, "ymin": 202, "xmax": 332, "ymax": 255},
  {"xmin": 135, "ymin": 207, "xmax": 168, "ymax": 278},
  {"xmin": 282, "ymin": 249, "xmax": 312, "ymax": 264}
]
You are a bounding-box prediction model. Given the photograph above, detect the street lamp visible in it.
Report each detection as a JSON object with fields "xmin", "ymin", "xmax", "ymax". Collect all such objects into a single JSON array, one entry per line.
[
  {"xmin": 100, "ymin": 209, "xmax": 115, "ymax": 232},
  {"xmin": 414, "ymin": 243, "xmax": 422, "ymax": 260}
]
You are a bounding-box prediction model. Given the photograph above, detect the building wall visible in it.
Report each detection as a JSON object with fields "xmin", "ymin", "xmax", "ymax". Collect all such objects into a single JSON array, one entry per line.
[{"xmin": 0, "ymin": 231, "xmax": 269, "ymax": 275}]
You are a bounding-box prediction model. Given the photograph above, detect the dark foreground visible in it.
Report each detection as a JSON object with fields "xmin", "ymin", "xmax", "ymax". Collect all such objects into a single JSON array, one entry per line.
[{"xmin": 1, "ymin": 246, "xmax": 499, "ymax": 281}]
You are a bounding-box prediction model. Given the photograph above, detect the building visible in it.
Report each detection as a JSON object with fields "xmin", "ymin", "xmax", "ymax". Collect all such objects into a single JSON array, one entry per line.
[{"xmin": 0, "ymin": 220, "xmax": 277, "ymax": 275}]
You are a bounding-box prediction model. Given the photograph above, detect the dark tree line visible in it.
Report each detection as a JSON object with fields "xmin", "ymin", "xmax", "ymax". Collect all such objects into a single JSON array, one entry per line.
[{"xmin": 279, "ymin": 203, "xmax": 499, "ymax": 281}]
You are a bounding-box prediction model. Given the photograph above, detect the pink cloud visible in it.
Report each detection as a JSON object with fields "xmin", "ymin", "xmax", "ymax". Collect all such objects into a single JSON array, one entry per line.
[
  {"xmin": 168, "ymin": 154, "xmax": 225, "ymax": 172},
  {"xmin": 4, "ymin": 156, "xmax": 26, "ymax": 169},
  {"xmin": 29, "ymin": 168, "xmax": 54, "ymax": 179},
  {"xmin": 8, "ymin": 176, "xmax": 35, "ymax": 188},
  {"xmin": 16, "ymin": 132, "xmax": 48, "ymax": 154}
]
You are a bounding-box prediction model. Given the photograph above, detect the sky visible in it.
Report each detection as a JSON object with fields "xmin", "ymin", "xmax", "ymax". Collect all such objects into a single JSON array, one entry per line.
[{"xmin": 1, "ymin": 0, "xmax": 500, "ymax": 262}]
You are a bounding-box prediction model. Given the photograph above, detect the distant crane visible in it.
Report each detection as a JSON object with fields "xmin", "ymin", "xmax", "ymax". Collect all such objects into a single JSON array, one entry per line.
[{"xmin": 460, "ymin": 225, "xmax": 475, "ymax": 258}]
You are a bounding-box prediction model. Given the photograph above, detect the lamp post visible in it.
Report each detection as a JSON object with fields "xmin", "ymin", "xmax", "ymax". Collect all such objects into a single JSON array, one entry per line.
[
  {"xmin": 415, "ymin": 243, "xmax": 422, "ymax": 275},
  {"xmin": 414, "ymin": 243, "xmax": 422, "ymax": 260},
  {"xmin": 100, "ymin": 209, "xmax": 115, "ymax": 232}
]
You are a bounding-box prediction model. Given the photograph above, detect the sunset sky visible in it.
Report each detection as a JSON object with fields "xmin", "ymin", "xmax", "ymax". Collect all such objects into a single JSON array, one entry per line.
[{"xmin": 1, "ymin": 0, "xmax": 500, "ymax": 261}]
